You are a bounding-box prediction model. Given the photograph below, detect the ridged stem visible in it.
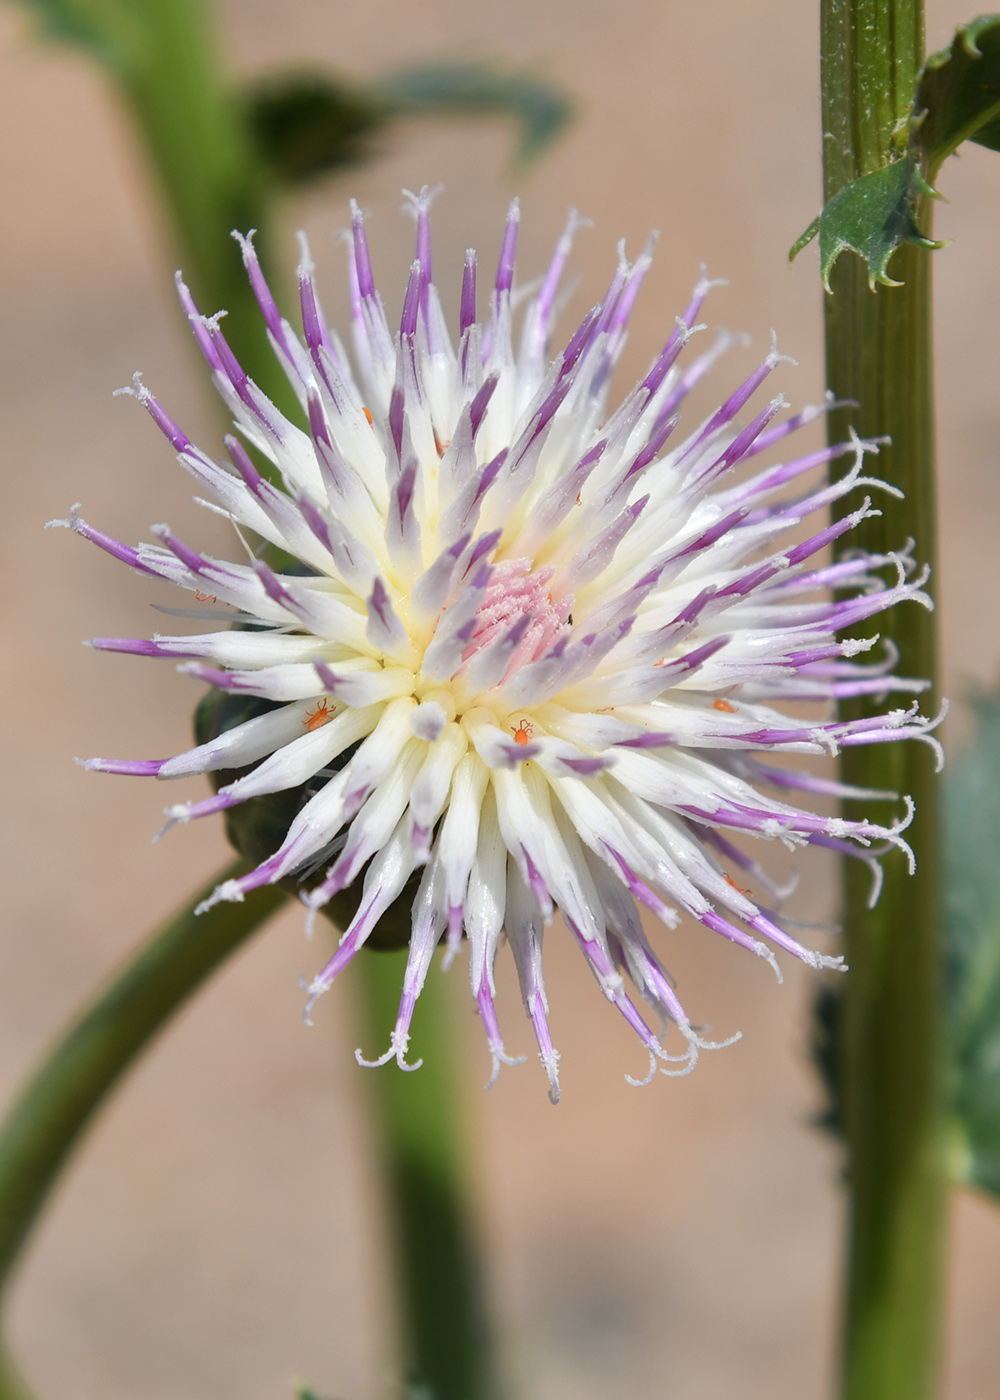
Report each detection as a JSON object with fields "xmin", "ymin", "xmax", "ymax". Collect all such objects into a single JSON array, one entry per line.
[
  {"xmin": 820, "ymin": 4, "xmax": 946, "ymax": 1398},
  {"xmin": 0, "ymin": 863, "xmax": 287, "ymax": 1392}
]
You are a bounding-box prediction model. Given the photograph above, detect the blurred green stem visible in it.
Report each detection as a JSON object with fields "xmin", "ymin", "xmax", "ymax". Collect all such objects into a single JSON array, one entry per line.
[
  {"xmin": 356, "ymin": 952, "xmax": 493, "ymax": 1400},
  {"xmin": 0, "ymin": 863, "xmax": 286, "ymax": 1393},
  {"xmin": 111, "ymin": 0, "xmax": 274, "ymax": 386},
  {"xmin": 820, "ymin": 3, "xmax": 945, "ymax": 1398},
  {"xmin": 22, "ymin": 0, "xmax": 293, "ymax": 417}
]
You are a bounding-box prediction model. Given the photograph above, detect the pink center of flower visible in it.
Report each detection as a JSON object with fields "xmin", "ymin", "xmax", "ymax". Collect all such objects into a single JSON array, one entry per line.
[{"xmin": 461, "ymin": 558, "xmax": 572, "ymax": 685}]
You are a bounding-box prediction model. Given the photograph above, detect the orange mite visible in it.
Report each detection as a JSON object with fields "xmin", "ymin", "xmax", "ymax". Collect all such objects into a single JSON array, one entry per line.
[
  {"xmin": 713, "ymin": 698, "xmax": 736, "ymax": 713},
  {"xmin": 723, "ymin": 872, "xmax": 753, "ymax": 897},
  {"xmin": 362, "ymin": 406, "xmax": 373, "ymax": 426},
  {"xmin": 512, "ymin": 719, "xmax": 533, "ymax": 746},
  {"xmin": 304, "ymin": 698, "xmax": 334, "ymax": 732},
  {"xmin": 194, "ymin": 590, "xmax": 217, "ymax": 603}
]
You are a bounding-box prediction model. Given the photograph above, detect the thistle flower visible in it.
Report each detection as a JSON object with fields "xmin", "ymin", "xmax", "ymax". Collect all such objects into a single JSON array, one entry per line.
[{"xmin": 52, "ymin": 190, "xmax": 942, "ymax": 1101}]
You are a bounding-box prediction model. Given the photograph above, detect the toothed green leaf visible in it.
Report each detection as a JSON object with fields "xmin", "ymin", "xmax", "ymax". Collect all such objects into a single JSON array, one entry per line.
[{"xmin": 790, "ymin": 159, "xmax": 941, "ymax": 289}]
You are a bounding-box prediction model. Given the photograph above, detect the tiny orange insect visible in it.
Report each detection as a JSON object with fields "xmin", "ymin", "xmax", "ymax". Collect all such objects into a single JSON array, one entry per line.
[
  {"xmin": 194, "ymin": 590, "xmax": 217, "ymax": 603},
  {"xmin": 723, "ymin": 872, "xmax": 753, "ymax": 897},
  {"xmin": 304, "ymin": 698, "xmax": 334, "ymax": 732},
  {"xmin": 362, "ymin": 406, "xmax": 374, "ymax": 426},
  {"xmin": 512, "ymin": 718, "xmax": 533, "ymax": 746},
  {"xmin": 713, "ymin": 698, "xmax": 736, "ymax": 713}
]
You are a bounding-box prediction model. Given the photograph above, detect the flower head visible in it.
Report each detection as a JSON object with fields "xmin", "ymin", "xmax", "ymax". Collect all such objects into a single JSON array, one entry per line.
[{"xmin": 53, "ymin": 189, "xmax": 941, "ymax": 1100}]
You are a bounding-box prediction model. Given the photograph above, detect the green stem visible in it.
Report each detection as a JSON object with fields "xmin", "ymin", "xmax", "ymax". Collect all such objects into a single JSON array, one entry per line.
[
  {"xmin": 355, "ymin": 951, "xmax": 493, "ymax": 1400},
  {"xmin": 111, "ymin": 0, "xmax": 288, "ymax": 405},
  {"xmin": 820, "ymin": 4, "xmax": 946, "ymax": 1399},
  {"xmin": 0, "ymin": 862, "xmax": 286, "ymax": 1317}
]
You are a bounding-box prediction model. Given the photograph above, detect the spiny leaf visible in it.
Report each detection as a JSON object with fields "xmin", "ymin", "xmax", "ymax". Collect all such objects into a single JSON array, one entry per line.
[
  {"xmin": 944, "ymin": 691, "xmax": 1000, "ymax": 1202},
  {"xmin": 915, "ymin": 14, "xmax": 1000, "ymax": 178},
  {"xmin": 790, "ymin": 159, "xmax": 942, "ymax": 290}
]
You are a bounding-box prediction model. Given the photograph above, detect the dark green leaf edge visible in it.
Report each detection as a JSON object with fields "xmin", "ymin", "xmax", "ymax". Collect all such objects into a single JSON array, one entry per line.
[
  {"xmin": 242, "ymin": 72, "xmax": 389, "ymax": 185},
  {"xmin": 377, "ymin": 60, "xmax": 574, "ymax": 164},
  {"xmin": 242, "ymin": 60, "xmax": 574, "ymax": 188}
]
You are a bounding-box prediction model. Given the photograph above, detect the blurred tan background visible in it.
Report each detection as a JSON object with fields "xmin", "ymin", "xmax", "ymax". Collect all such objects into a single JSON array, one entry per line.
[{"xmin": 2, "ymin": 0, "xmax": 1000, "ymax": 1396}]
